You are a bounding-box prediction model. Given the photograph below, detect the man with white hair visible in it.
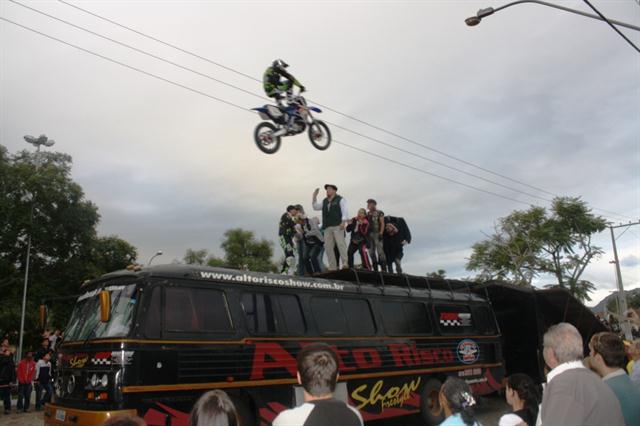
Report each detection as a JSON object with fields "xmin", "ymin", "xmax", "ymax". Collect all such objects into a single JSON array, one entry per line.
[{"xmin": 540, "ymin": 322, "xmax": 624, "ymax": 426}]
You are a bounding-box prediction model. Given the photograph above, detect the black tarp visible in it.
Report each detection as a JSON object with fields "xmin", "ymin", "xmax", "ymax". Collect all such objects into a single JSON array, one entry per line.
[{"xmin": 478, "ymin": 282, "xmax": 608, "ymax": 383}]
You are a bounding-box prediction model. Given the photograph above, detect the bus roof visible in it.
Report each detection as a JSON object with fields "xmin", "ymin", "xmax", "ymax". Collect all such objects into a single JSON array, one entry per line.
[{"xmin": 90, "ymin": 264, "xmax": 487, "ymax": 303}]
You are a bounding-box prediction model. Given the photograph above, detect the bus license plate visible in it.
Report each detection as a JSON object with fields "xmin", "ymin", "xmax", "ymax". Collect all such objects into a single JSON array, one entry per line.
[{"xmin": 55, "ymin": 409, "xmax": 66, "ymax": 421}]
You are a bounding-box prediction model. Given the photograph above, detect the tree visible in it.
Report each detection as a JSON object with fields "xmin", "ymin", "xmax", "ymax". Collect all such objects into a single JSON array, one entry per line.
[
  {"xmin": 221, "ymin": 228, "xmax": 278, "ymax": 272},
  {"xmin": 0, "ymin": 145, "xmax": 137, "ymax": 347},
  {"xmin": 466, "ymin": 197, "xmax": 607, "ymax": 301},
  {"xmin": 183, "ymin": 228, "xmax": 278, "ymax": 273},
  {"xmin": 426, "ymin": 269, "xmax": 447, "ymax": 279},
  {"xmin": 183, "ymin": 248, "xmax": 209, "ymax": 265}
]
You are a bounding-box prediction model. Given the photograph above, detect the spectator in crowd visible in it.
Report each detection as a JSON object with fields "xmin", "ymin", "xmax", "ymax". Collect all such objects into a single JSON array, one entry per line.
[
  {"xmin": 540, "ymin": 322, "xmax": 624, "ymax": 426},
  {"xmin": 499, "ymin": 373, "xmax": 540, "ymax": 426},
  {"xmin": 103, "ymin": 414, "xmax": 147, "ymax": 426},
  {"xmin": 35, "ymin": 351, "xmax": 53, "ymax": 411},
  {"xmin": 16, "ymin": 351, "xmax": 36, "ymax": 413},
  {"xmin": 35, "ymin": 338, "xmax": 50, "ymax": 361},
  {"xmin": 293, "ymin": 205, "xmax": 307, "ymax": 276},
  {"xmin": 0, "ymin": 339, "xmax": 15, "ymax": 415},
  {"xmin": 589, "ymin": 332, "xmax": 640, "ymax": 426},
  {"xmin": 279, "ymin": 205, "xmax": 299, "ymax": 275},
  {"xmin": 49, "ymin": 329, "xmax": 61, "ymax": 351},
  {"xmin": 365, "ymin": 199, "xmax": 385, "ymax": 272},
  {"xmin": 273, "ymin": 343, "xmax": 362, "ymax": 426},
  {"xmin": 346, "ymin": 208, "xmax": 372, "ymax": 270},
  {"xmin": 302, "ymin": 216, "xmax": 324, "ymax": 275},
  {"xmin": 438, "ymin": 376, "xmax": 479, "ymax": 426},
  {"xmin": 189, "ymin": 389, "xmax": 239, "ymax": 426},
  {"xmin": 629, "ymin": 339, "xmax": 640, "ymax": 386},
  {"xmin": 312, "ymin": 185, "xmax": 348, "ymax": 271}
]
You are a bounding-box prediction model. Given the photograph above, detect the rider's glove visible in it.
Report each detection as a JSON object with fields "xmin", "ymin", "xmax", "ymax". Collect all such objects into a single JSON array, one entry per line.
[{"xmin": 299, "ymin": 86, "xmax": 306, "ymax": 93}]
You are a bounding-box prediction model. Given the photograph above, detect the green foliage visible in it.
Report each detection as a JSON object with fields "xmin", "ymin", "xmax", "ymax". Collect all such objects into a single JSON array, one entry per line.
[
  {"xmin": 184, "ymin": 228, "xmax": 278, "ymax": 273},
  {"xmin": 466, "ymin": 197, "xmax": 607, "ymax": 302},
  {"xmin": 607, "ymin": 291, "xmax": 640, "ymax": 313},
  {"xmin": 0, "ymin": 145, "xmax": 137, "ymax": 349},
  {"xmin": 427, "ymin": 269, "xmax": 447, "ymax": 279}
]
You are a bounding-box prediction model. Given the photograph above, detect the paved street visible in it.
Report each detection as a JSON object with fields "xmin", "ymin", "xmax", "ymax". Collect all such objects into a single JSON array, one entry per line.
[{"xmin": 2, "ymin": 394, "xmax": 509, "ymax": 426}]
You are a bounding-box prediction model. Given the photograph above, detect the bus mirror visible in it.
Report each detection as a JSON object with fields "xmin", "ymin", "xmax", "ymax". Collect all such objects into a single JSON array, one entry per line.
[
  {"xmin": 100, "ymin": 290, "xmax": 110, "ymax": 322},
  {"xmin": 39, "ymin": 305, "xmax": 46, "ymax": 329}
]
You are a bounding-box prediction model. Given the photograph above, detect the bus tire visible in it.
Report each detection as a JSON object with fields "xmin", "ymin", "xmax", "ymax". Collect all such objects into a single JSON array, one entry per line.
[
  {"xmin": 420, "ymin": 378, "xmax": 445, "ymax": 426},
  {"xmin": 230, "ymin": 395, "xmax": 256, "ymax": 426}
]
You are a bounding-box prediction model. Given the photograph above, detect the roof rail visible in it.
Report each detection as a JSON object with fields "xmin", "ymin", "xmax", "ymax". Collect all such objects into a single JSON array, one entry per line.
[
  {"xmin": 377, "ymin": 271, "xmax": 386, "ymax": 295},
  {"xmin": 351, "ymin": 269, "xmax": 362, "ymax": 294},
  {"xmin": 462, "ymin": 280, "xmax": 473, "ymax": 301},
  {"xmin": 444, "ymin": 279, "xmax": 455, "ymax": 300},
  {"xmin": 423, "ymin": 276, "xmax": 433, "ymax": 301},
  {"xmin": 403, "ymin": 274, "xmax": 413, "ymax": 297}
]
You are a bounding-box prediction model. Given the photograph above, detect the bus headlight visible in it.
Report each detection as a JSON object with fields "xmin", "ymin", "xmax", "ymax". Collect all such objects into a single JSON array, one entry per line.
[
  {"xmin": 90, "ymin": 373, "xmax": 98, "ymax": 387},
  {"xmin": 100, "ymin": 374, "xmax": 108, "ymax": 388}
]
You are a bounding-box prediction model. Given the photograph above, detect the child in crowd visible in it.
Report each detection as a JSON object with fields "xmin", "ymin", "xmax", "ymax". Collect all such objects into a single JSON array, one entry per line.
[
  {"xmin": 438, "ymin": 377, "xmax": 480, "ymax": 426},
  {"xmin": 35, "ymin": 351, "xmax": 53, "ymax": 410},
  {"xmin": 499, "ymin": 373, "xmax": 540, "ymax": 426}
]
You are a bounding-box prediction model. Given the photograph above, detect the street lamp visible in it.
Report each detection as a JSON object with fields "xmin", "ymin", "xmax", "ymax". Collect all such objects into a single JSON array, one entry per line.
[
  {"xmin": 17, "ymin": 134, "xmax": 55, "ymax": 362},
  {"xmin": 465, "ymin": 1, "xmax": 640, "ymax": 32},
  {"xmin": 148, "ymin": 250, "xmax": 163, "ymax": 266}
]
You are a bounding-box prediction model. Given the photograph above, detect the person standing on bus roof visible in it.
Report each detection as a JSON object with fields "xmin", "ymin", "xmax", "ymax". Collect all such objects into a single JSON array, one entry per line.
[
  {"xmin": 366, "ymin": 199, "xmax": 386, "ymax": 272},
  {"xmin": 279, "ymin": 205, "xmax": 299, "ymax": 275},
  {"xmin": 346, "ymin": 208, "xmax": 372, "ymax": 270},
  {"xmin": 312, "ymin": 184, "xmax": 348, "ymax": 271},
  {"xmin": 273, "ymin": 343, "xmax": 363, "ymax": 426}
]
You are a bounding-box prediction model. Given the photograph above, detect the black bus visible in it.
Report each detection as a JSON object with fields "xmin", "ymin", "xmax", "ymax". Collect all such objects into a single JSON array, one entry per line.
[{"xmin": 45, "ymin": 265, "xmax": 504, "ymax": 425}]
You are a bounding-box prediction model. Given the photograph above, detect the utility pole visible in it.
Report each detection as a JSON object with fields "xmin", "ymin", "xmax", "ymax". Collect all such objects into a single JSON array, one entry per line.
[{"xmin": 609, "ymin": 220, "xmax": 640, "ymax": 340}]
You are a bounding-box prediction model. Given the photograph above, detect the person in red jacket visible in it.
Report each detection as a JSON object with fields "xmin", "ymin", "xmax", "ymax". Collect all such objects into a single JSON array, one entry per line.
[{"xmin": 17, "ymin": 351, "xmax": 36, "ymax": 412}]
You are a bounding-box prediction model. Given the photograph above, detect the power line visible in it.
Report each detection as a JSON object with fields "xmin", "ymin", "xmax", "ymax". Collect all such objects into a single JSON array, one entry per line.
[
  {"xmin": 10, "ymin": 0, "xmax": 635, "ymax": 221},
  {"xmin": 52, "ymin": 0, "xmax": 637, "ymax": 221},
  {"xmin": 54, "ymin": 0, "xmax": 562, "ymax": 197},
  {"xmin": 0, "ymin": 15, "xmax": 545, "ymax": 209},
  {"xmin": 582, "ymin": 0, "xmax": 640, "ymax": 53}
]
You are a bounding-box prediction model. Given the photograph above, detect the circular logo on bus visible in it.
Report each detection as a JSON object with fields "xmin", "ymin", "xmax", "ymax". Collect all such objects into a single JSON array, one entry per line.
[{"xmin": 457, "ymin": 339, "xmax": 479, "ymax": 364}]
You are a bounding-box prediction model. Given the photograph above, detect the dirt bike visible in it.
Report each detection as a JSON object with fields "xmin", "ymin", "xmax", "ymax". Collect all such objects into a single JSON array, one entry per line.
[{"xmin": 252, "ymin": 91, "xmax": 332, "ymax": 154}]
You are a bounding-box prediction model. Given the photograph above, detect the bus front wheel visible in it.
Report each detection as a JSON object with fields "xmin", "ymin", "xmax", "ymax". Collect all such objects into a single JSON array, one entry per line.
[{"xmin": 420, "ymin": 378, "xmax": 445, "ymax": 426}]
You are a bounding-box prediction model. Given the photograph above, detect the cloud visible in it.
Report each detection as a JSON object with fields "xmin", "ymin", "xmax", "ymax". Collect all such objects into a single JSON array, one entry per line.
[{"xmin": 621, "ymin": 255, "xmax": 640, "ymax": 268}]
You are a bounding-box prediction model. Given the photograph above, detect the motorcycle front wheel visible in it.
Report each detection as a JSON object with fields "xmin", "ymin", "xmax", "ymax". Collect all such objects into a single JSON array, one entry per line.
[
  {"xmin": 254, "ymin": 122, "xmax": 281, "ymax": 154},
  {"xmin": 308, "ymin": 120, "xmax": 331, "ymax": 151}
]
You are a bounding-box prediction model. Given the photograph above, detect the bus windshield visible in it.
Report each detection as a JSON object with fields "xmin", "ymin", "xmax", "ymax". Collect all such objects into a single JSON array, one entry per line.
[{"xmin": 64, "ymin": 283, "xmax": 139, "ymax": 341}]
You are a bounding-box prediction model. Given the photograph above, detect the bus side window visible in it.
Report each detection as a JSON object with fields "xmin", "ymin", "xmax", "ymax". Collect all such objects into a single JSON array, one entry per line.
[
  {"xmin": 241, "ymin": 293, "xmax": 279, "ymax": 334},
  {"xmin": 278, "ymin": 294, "xmax": 306, "ymax": 334},
  {"xmin": 381, "ymin": 301, "xmax": 431, "ymax": 335},
  {"xmin": 165, "ymin": 287, "xmax": 233, "ymax": 333},
  {"xmin": 342, "ymin": 299, "xmax": 376, "ymax": 335},
  {"xmin": 311, "ymin": 297, "xmax": 348, "ymax": 336},
  {"xmin": 144, "ymin": 286, "xmax": 161, "ymax": 339}
]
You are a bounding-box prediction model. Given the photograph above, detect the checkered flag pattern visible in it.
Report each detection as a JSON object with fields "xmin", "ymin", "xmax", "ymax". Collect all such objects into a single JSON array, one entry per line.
[
  {"xmin": 91, "ymin": 352, "xmax": 112, "ymax": 365},
  {"xmin": 440, "ymin": 319, "xmax": 462, "ymax": 327}
]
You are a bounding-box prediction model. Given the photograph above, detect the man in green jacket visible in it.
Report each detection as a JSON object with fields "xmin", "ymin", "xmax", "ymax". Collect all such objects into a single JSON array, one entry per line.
[{"xmin": 589, "ymin": 332, "xmax": 640, "ymax": 426}]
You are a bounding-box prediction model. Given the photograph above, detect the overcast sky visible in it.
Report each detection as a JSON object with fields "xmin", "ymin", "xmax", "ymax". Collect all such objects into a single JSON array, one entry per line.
[{"xmin": 1, "ymin": 0, "xmax": 638, "ymax": 306}]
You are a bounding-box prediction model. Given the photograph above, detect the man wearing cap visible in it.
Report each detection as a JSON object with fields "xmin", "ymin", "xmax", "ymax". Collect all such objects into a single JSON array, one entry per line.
[
  {"xmin": 366, "ymin": 199, "xmax": 386, "ymax": 272},
  {"xmin": 312, "ymin": 185, "xmax": 348, "ymax": 270}
]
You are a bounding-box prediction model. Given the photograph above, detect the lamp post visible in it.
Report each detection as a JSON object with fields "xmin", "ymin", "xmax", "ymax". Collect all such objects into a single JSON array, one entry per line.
[
  {"xmin": 17, "ymin": 134, "xmax": 55, "ymax": 362},
  {"xmin": 465, "ymin": 1, "xmax": 640, "ymax": 32},
  {"xmin": 148, "ymin": 250, "xmax": 163, "ymax": 266}
]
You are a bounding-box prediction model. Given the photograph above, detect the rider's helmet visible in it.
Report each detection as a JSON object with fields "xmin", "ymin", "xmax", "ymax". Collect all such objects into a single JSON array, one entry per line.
[{"xmin": 272, "ymin": 59, "xmax": 289, "ymax": 70}]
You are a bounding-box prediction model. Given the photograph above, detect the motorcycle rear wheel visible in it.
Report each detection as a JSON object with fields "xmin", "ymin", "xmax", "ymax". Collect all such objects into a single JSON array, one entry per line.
[
  {"xmin": 308, "ymin": 121, "xmax": 331, "ymax": 151},
  {"xmin": 254, "ymin": 122, "xmax": 281, "ymax": 154}
]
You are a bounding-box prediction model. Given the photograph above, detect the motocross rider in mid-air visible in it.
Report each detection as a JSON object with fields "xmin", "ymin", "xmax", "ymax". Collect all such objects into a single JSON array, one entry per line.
[{"xmin": 263, "ymin": 59, "xmax": 305, "ymax": 108}]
